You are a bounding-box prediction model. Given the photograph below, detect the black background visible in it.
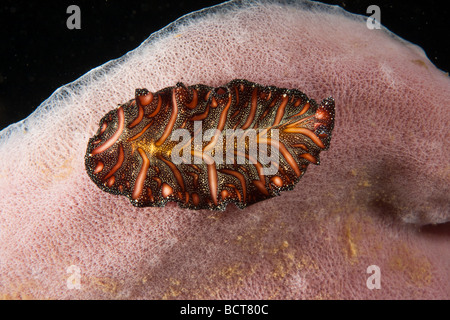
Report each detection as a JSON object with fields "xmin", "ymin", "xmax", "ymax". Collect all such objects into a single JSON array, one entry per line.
[{"xmin": 0, "ymin": 0, "xmax": 448, "ymax": 130}]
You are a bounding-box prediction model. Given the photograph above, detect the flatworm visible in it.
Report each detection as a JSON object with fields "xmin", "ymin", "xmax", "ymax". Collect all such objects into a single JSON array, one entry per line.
[{"xmin": 85, "ymin": 79, "xmax": 335, "ymax": 210}]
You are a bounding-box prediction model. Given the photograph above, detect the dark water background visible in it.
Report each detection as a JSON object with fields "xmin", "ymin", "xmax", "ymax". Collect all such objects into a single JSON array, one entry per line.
[{"xmin": 0, "ymin": 0, "xmax": 448, "ymax": 131}]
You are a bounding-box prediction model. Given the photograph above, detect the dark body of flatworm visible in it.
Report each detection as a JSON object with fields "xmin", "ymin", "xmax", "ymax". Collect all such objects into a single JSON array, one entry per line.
[{"xmin": 85, "ymin": 79, "xmax": 335, "ymax": 210}]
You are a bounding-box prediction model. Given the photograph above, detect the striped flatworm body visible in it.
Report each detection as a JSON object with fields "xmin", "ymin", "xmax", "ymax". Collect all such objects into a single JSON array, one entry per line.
[{"xmin": 85, "ymin": 79, "xmax": 335, "ymax": 210}]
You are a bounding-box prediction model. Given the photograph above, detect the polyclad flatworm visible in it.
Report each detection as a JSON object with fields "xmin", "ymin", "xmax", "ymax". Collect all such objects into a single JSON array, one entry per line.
[{"xmin": 85, "ymin": 79, "xmax": 335, "ymax": 210}]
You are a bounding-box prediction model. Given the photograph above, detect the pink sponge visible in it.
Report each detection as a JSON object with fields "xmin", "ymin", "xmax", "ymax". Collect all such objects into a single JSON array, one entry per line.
[{"xmin": 0, "ymin": 0, "xmax": 448, "ymax": 299}]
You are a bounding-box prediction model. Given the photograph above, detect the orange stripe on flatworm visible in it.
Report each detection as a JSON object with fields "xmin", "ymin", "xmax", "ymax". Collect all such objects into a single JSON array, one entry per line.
[
  {"xmin": 220, "ymin": 190, "xmax": 229, "ymax": 199},
  {"xmin": 225, "ymin": 183, "xmax": 242, "ymax": 202},
  {"xmin": 241, "ymin": 88, "xmax": 258, "ymax": 130},
  {"xmin": 269, "ymin": 96, "xmax": 278, "ymax": 107},
  {"xmin": 161, "ymin": 183, "xmax": 173, "ymax": 198},
  {"xmin": 210, "ymin": 97, "xmax": 218, "ymax": 108},
  {"xmin": 219, "ymin": 169, "xmax": 247, "ymax": 203},
  {"xmin": 132, "ymin": 148, "xmax": 150, "ymax": 200},
  {"xmin": 292, "ymin": 143, "xmax": 308, "ymax": 151},
  {"xmin": 235, "ymin": 151, "xmax": 265, "ymax": 182},
  {"xmin": 294, "ymin": 98, "xmax": 302, "ymax": 107},
  {"xmin": 185, "ymin": 89, "xmax": 198, "ymax": 109},
  {"xmin": 272, "ymin": 94, "xmax": 289, "ymax": 126},
  {"xmin": 278, "ymin": 166, "xmax": 291, "ymax": 184},
  {"xmin": 103, "ymin": 143, "xmax": 124, "ymax": 181},
  {"xmin": 216, "ymin": 94, "xmax": 232, "ymax": 131},
  {"xmin": 258, "ymin": 138, "xmax": 301, "ymax": 177},
  {"xmin": 156, "ymin": 89, "xmax": 178, "ymax": 147},
  {"xmin": 289, "ymin": 102, "xmax": 310, "ymax": 118},
  {"xmin": 190, "ymin": 104, "xmax": 210, "ymax": 121},
  {"xmin": 206, "ymin": 163, "xmax": 218, "ymax": 206},
  {"xmin": 256, "ymin": 108, "xmax": 271, "ymax": 127},
  {"xmin": 147, "ymin": 187, "xmax": 154, "ymax": 202},
  {"xmin": 234, "ymin": 86, "xmax": 240, "ymax": 103},
  {"xmin": 138, "ymin": 92, "xmax": 153, "ymax": 106},
  {"xmin": 277, "ymin": 142, "xmax": 301, "ymax": 177},
  {"xmin": 192, "ymin": 193, "xmax": 200, "ymax": 206},
  {"xmin": 204, "ymin": 94, "xmax": 232, "ymax": 153},
  {"xmin": 189, "ymin": 164, "xmax": 201, "ymax": 172},
  {"xmin": 93, "ymin": 161, "xmax": 104, "ymax": 174},
  {"xmin": 128, "ymin": 105, "xmax": 144, "ymax": 128},
  {"xmin": 106, "ymin": 176, "xmax": 115, "ymax": 187},
  {"xmin": 285, "ymin": 114, "xmax": 315, "ymax": 128},
  {"xmin": 231, "ymin": 109, "xmax": 240, "ymax": 119},
  {"xmin": 239, "ymin": 165, "xmax": 249, "ymax": 173},
  {"xmin": 300, "ymin": 153, "xmax": 318, "ymax": 164},
  {"xmin": 152, "ymin": 177, "xmax": 162, "ymax": 188},
  {"xmin": 230, "ymin": 87, "xmax": 240, "ymax": 119},
  {"xmin": 192, "ymin": 150, "xmax": 217, "ymax": 206},
  {"xmin": 100, "ymin": 122, "xmax": 107, "ymax": 134},
  {"xmin": 128, "ymin": 120, "xmax": 154, "ymax": 141},
  {"xmin": 158, "ymin": 155, "xmax": 185, "ymax": 191},
  {"xmin": 270, "ymin": 176, "xmax": 283, "ymax": 187},
  {"xmin": 147, "ymin": 94, "xmax": 162, "ymax": 118},
  {"xmin": 253, "ymin": 180, "xmax": 270, "ymax": 196},
  {"xmin": 260, "ymin": 91, "xmax": 271, "ymax": 100},
  {"xmin": 283, "ymin": 127, "xmax": 325, "ymax": 149},
  {"xmin": 235, "ymin": 150, "xmax": 269, "ymax": 196},
  {"xmin": 187, "ymin": 172, "xmax": 199, "ymax": 188},
  {"xmin": 91, "ymin": 106, "xmax": 124, "ymax": 155}
]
